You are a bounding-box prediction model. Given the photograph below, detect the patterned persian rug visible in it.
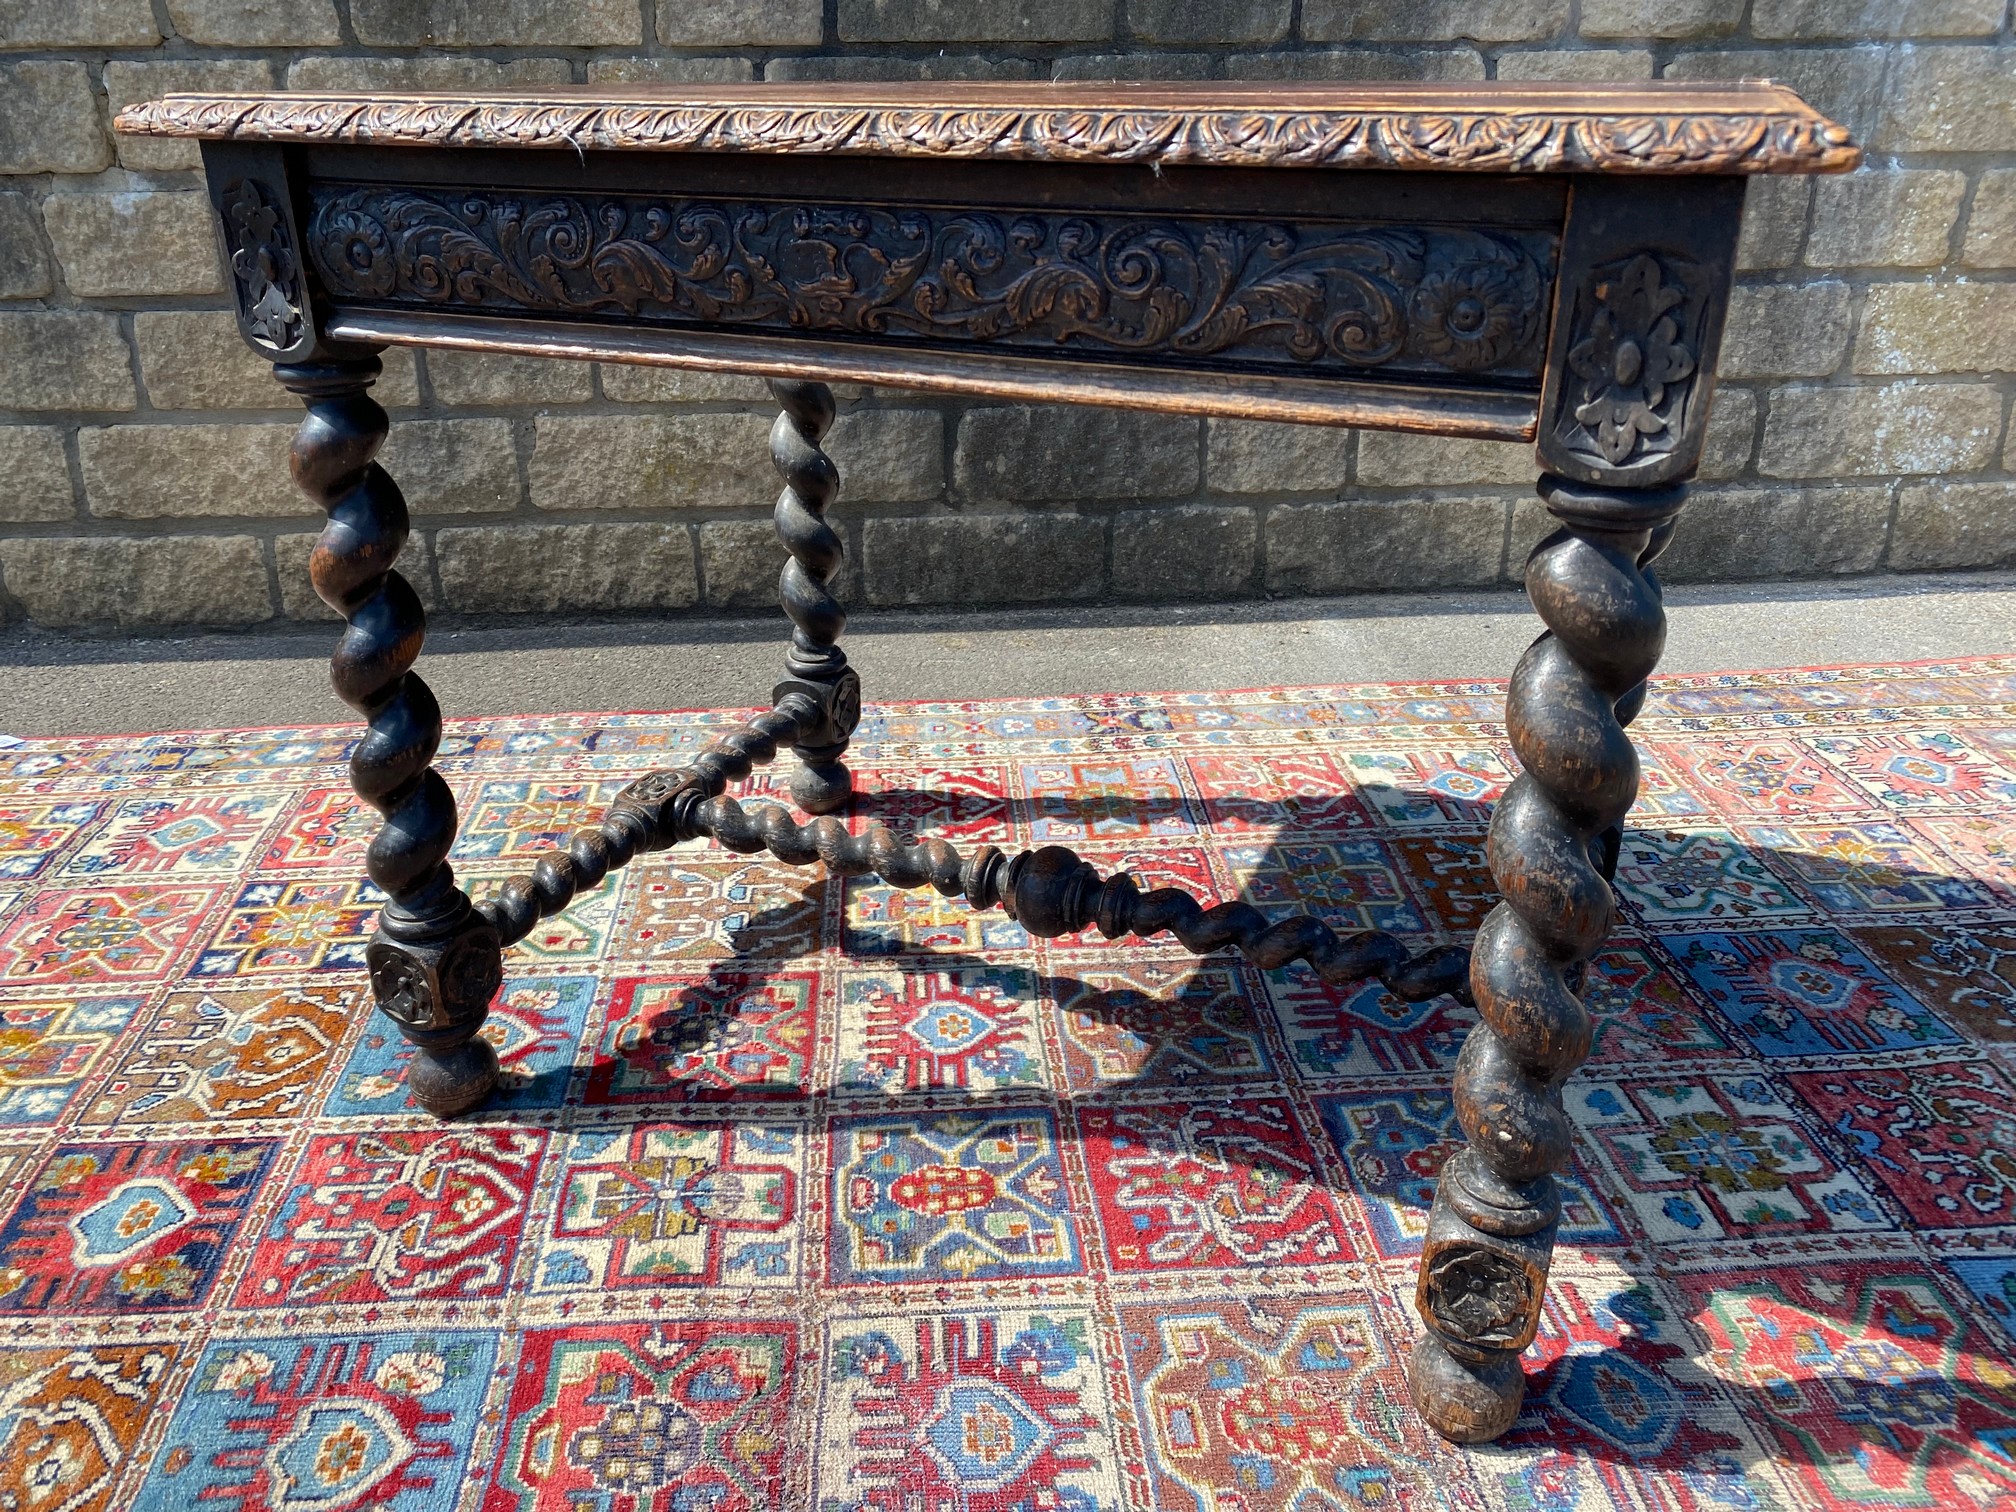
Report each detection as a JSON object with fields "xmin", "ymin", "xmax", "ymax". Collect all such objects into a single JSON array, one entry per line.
[{"xmin": 1, "ymin": 657, "xmax": 2013, "ymax": 1511}]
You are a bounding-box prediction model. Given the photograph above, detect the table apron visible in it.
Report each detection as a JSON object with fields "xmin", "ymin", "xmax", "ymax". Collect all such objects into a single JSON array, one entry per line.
[
  {"xmin": 326, "ymin": 305, "xmax": 1541, "ymax": 437},
  {"xmin": 198, "ymin": 138, "xmax": 1746, "ymax": 475}
]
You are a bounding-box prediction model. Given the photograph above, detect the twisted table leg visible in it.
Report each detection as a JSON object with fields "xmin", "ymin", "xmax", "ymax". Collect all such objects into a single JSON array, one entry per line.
[
  {"xmin": 1592, "ymin": 510, "xmax": 1677, "ymax": 896},
  {"xmin": 1408, "ymin": 475, "xmax": 1687, "ymax": 1442},
  {"xmin": 770, "ymin": 378, "xmax": 861, "ymax": 815},
  {"xmin": 278, "ymin": 349, "xmax": 501, "ymax": 1119},
  {"xmin": 474, "ymin": 694, "xmax": 822, "ymax": 947}
]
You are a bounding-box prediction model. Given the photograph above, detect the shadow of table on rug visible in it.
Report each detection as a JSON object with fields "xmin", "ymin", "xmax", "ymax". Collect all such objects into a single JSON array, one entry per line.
[{"xmin": 502, "ymin": 777, "xmax": 2016, "ymax": 1498}]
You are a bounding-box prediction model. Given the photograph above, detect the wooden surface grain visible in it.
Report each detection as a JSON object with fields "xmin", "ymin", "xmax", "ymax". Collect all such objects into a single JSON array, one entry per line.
[{"xmin": 116, "ymin": 79, "xmax": 1859, "ymax": 175}]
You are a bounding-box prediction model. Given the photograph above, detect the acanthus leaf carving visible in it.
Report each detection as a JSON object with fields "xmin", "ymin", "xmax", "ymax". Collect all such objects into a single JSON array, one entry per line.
[
  {"xmin": 118, "ymin": 94, "xmax": 1861, "ymax": 176},
  {"xmin": 305, "ymin": 186, "xmax": 1554, "ymax": 383}
]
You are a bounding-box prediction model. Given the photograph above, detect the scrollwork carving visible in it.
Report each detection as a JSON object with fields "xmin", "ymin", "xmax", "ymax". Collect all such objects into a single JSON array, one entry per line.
[
  {"xmin": 221, "ymin": 178, "xmax": 304, "ymax": 351},
  {"xmin": 118, "ymin": 92, "xmax": 1861, "ymax": 176},
  {"xmin": 306, "ymin": 186, "xmax": 1553, "ymax": 382}
]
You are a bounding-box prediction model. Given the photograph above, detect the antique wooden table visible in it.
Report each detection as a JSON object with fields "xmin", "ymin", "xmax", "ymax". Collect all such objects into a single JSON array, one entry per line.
[{"xmin": 121, "ymin": 80, "xmax": 1856, "ymax": 1444}]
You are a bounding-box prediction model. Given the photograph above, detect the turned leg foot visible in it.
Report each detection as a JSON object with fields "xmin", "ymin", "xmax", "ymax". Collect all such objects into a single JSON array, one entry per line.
[
  {"xmin": 281, "ymin": 349, "xmax": 501, "ymax": 1119},
  {"xmin": 405, "ymin": 1035, "xmax": 501, "ymax": 1119},
  {"xmin": 769, "ymin": 378, "xmax": 860, "ymax": 814},
  {"xmin": 1408, "ymin": 1333, "xmax": 1526, "ymax": 1443},
  {"xmin": 368, "ymin": 884, "xmax": 502, "ymax": 1118},
  {"xmin": 1408, "ymin": 475, "xmax": 1686, "ymax": 1441},
  {"xmin": 788, "ymin": 748, "xmax": 853, "ymax": 814}
]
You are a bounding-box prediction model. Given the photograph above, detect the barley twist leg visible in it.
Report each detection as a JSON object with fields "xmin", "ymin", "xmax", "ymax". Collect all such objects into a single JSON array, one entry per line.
[
  {"xmin": 1407, "ymin": 475, "xmax": 1686, "ymax": 1442},
  {"xmin": 770, "ymin": 378, "xmax": 859, "ymax": 814},
  {"xmin": 279, "ymin": 350, "xmax": 501, "ymax": 1119}
]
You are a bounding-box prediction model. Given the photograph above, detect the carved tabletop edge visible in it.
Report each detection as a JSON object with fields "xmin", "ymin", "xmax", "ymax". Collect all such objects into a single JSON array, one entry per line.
[{"xmin": 113, "ymin": 81, "xmax": 1860, "ymax": 175}]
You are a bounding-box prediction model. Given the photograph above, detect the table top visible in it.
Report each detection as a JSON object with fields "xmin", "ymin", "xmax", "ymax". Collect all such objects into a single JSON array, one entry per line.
[{"xmin": 116, "ymin": 79, "xmax": 1858, "ymax": 176}]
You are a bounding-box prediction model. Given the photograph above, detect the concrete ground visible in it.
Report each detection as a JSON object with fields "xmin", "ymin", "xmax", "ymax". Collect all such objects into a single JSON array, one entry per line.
[{"xmin": 3, "ymin": 571, "xmax": 2013, "ymax": 738}]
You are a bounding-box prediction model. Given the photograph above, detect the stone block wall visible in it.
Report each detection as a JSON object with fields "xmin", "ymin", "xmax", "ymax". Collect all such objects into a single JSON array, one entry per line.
[{"xmin": 1, "ymin": 1, "xmax": 2013, "ymax": 629}]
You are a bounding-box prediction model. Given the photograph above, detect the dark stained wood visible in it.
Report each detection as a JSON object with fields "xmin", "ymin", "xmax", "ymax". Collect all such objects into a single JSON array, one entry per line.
[
  {"xmin": 121, "ymin": 77, "xmax": 1859, "ymax": 1449},
  {"xmin": 298, "ymin": 144, "xmax": 1574, "ymax": 224},
  {"xmin": 304, "ymin": 180, "xmax": 1558, "ymax": 387},
  {"xmin": 1408, "ymin": 471, "xmax": 1685, "ymax": 1441},
  {"xmin": 768, "ymin": 378, "xmax": 860, "ymax": 814},
  {"xmin": 1537, "ymin": 176, "xmax": 1745, "ymax": 487},
  {"xmin": 478, "ymin": 696, "xmax": 825, "ymax": 948},
  {"xmin": 480, "ymin": 724, "xmax": 1473, "ymax": 996},
  {"xmin": 280, "ymin": 348, "xmax": 500, "ymax": 1119},
  {"xmin": 199, "ymin": 142, "xmax": 319, "ymax": 365},
  {"xmin": 298, "ymin": 137, "xmax": 1574, "ymax": 423}
]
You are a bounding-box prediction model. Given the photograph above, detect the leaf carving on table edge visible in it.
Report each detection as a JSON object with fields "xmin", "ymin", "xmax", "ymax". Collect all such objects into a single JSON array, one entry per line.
[{"xmin": 115, "ymin": 97, "xmax": 1861, "ymax": 174}]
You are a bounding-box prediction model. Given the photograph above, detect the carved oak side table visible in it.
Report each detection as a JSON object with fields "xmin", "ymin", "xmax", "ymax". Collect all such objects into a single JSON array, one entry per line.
[{"xmin": 119, "ymin": 80, "xmax": 1856, "ymax": 1444}]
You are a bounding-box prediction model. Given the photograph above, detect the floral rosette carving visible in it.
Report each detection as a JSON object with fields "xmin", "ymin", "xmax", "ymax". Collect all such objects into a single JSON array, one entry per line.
[
  {"xmin": 318, "ymin": 205, "xmax": 397, "ymax": 298},
  {"xmin": 1424, "ymin": 1246, "xmax": 1539, "ymax": 1351},
  {"xmin": 1410, "ymin": 248, "xmax": 1543, "ymax": 370},
  {"xmin": 1567, "ymin": 253, "xmax": 1696, "ymax": 465}
]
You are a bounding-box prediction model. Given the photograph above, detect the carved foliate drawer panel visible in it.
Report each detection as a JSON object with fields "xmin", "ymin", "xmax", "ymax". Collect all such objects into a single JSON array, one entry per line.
[{"xmin": 306, "ymin": 183, "xmax": 1559, "ymax": 388}]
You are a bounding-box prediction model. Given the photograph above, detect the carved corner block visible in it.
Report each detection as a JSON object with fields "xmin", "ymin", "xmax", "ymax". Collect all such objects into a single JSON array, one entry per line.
[
  {"xmin": 365, "ymin": 916, "xmax": 501, "ymax": 1042},
  {"xmin": 772, "ymin": 670, "xmax": 860, "ymax": 756},
  {"xmin": 365, "ymin": 912, "xmax": 502, "ymax": 1118},
  {"xmin": 1535, "ymin": 176, "xmax": 1745, "ymax": 490},
  {"xmin": 1414, "ymin": 1194, "xmax": 1557, "ymax": 1359},
  {"xmin": 198, "ymin": 142, "xmax": 324, "ymax": 366}
]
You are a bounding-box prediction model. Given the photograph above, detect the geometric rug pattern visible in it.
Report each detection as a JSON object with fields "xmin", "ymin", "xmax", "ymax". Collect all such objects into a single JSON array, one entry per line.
[{"xmin": 1, "ymin": 656, "xmax": 2013, "ymax": 1509}]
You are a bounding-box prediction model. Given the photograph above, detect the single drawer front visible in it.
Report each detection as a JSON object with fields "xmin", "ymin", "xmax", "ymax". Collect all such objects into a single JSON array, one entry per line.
[{"xmin": 305, "ymin": 181, "xmax": 1560, "ymax": 391}]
